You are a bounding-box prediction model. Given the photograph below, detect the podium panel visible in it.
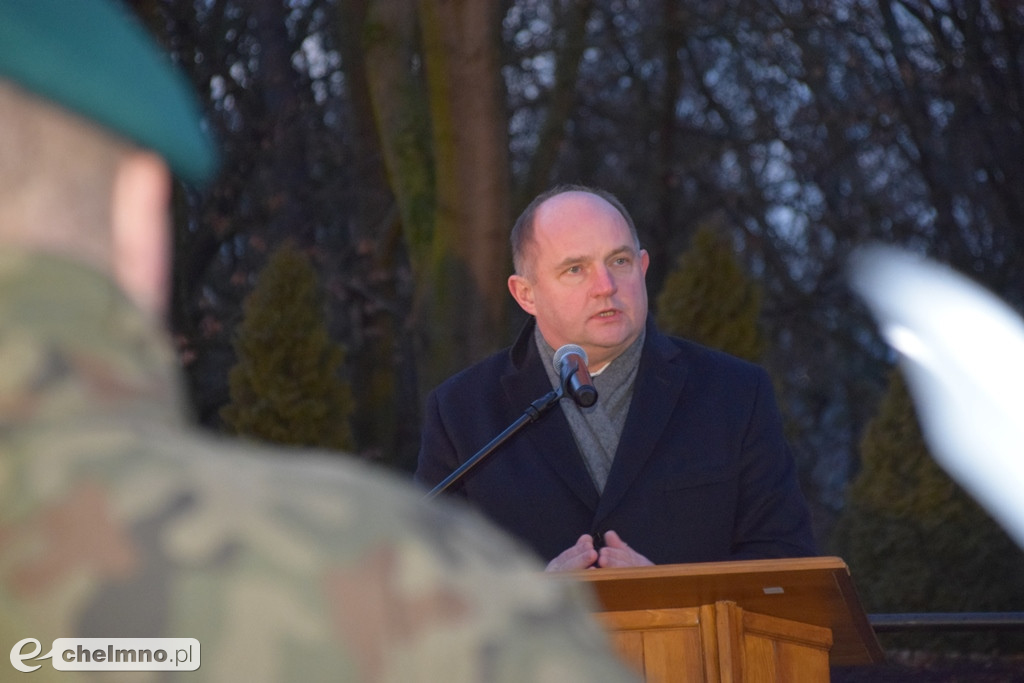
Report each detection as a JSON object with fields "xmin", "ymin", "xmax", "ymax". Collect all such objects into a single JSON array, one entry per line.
[
  {"xmin": 560, "ymin": 557, "xmax": 882, "ymax": 683},
  {"xmin": 596, "ymin": 601, "xmax": 832, "ymax": 683},
  {"xmin": 599, "ymin": 606, "xmax": 711, "ymax": 681},
  {"xmin": 731, "ymin": 604, "xmax": 832, "ymax": 683}
]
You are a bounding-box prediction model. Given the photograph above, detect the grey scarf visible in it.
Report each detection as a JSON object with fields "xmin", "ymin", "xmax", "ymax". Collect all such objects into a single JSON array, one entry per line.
[{"xmin": 536, "ymin": 326, "xmax": 645, "ymax": 492}]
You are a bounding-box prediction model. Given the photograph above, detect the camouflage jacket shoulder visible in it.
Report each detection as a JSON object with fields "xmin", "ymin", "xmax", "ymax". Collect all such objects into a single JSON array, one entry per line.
[{"xmin": 0, "ymin": 253, "xmax": 636, "ymax": 682}]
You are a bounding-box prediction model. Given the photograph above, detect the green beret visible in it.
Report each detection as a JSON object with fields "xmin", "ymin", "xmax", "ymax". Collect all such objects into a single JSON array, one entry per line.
[{"xmin": 0, "ymin": 0, "xmax": 218, "ymax": 185}]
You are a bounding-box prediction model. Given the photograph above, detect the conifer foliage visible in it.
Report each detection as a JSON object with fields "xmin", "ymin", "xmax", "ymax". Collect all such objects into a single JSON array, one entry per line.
[
  {"xmin": 655, "ymin": 223, "xmax": 764, "ymax": 362},
  {"xmin": 221, "ymin": 243, "xmax": 354, "ymax": 452},
  {"xmin": 832, "ymin": 370, "xmax": 1024, "ymax": 652}
]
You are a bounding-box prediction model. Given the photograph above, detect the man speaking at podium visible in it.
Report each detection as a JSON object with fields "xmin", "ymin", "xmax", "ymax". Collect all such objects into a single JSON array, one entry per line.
[{"xmin": 416, "ymin": 185, "xmax": 818, "ymax": 571}]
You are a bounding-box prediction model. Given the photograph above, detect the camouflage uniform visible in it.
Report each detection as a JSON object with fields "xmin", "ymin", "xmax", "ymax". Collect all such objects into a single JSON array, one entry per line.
[{"xmin": 0, "ymin": 252, "xmax": 637, "ymax": 682}]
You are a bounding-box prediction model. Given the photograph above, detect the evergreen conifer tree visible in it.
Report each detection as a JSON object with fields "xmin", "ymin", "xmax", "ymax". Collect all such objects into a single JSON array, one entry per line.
[
  {"xmin": 655, "ymin": 223, "xmax": 764, "ymax": 362},
  {"xmin": 832, "ymin": 369, "xmax": 1024, "ymax": 652},
  {"xmin": 221, "ymin": 243, "xmax": 354, "ymax": 452}
]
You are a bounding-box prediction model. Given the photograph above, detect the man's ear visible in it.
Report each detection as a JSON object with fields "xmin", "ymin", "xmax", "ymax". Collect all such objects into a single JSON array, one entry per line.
[
  {"xmin": 508, "ymin": 274, "xmax": 536, "ymax": 315},
  {"xmin": 110, "ymin": 151, "xmax": 171, "ymax": 319}
]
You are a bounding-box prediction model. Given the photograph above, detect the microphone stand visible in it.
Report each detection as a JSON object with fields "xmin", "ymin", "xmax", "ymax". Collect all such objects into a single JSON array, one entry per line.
[{"xmin": 423, "ymin": 385, "xmax": 565, "ymax": 500}]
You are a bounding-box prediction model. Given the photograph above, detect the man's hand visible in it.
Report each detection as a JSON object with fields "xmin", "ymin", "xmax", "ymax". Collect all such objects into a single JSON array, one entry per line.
[
  {"xmin": 545, "ymin": 534, "xmax": 598, "ymax": 571},
  {"xmin": 544, "ymin": 531, "xmax": 655, "ymax": 571},
  {"xmin": 596, "ymin": 530, "xmax": 654, "ymax": 568}
]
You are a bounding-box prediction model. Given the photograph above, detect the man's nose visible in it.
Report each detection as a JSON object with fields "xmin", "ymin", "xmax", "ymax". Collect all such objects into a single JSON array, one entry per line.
[{"xmin": 591, "ymin": 265, "xmax": 616, "ymax": 295}]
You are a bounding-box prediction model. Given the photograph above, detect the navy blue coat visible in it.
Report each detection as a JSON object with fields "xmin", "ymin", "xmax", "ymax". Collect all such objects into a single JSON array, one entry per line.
[{"xmin": 415, "ymin": 317, "xmax": 818, "ymax": 565}]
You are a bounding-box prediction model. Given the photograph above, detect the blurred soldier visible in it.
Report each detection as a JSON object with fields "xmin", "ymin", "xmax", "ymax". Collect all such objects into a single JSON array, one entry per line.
[{"xmin": 0, "ymin": 1, "xmax": 637, "ymax": 681}]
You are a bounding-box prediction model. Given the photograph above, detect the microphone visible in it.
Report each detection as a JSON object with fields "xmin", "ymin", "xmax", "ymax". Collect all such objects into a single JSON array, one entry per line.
[{"xmin": 553, "ymin": 344, "xmax": 598, "ymax": 407}]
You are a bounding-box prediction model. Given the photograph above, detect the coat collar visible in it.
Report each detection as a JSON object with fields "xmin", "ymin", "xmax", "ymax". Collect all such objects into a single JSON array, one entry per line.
[
  {"xmin": 500, "ymin": 316, "xmax": 692, "ymax": 520},
  {"xmin": 0, "ymin": 251, "xmax": 187, "ymax": 431}
]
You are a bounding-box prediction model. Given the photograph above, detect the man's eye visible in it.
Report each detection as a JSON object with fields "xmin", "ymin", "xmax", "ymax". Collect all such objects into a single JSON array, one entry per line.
[{"xmin": 566, "ymin": 265, "xmax": 582, "ymax": 274}]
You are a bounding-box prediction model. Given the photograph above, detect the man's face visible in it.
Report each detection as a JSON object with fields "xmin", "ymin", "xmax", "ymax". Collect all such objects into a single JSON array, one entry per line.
[{"xmin": 508, "ymin": 191, "xmax": 650, "ymax": 370}]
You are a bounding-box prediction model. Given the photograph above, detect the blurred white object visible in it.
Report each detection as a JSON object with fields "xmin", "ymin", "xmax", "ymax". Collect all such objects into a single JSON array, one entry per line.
[{"xmin": 849, "ymin": 245, "xmax": 1024, "ymax": 548}]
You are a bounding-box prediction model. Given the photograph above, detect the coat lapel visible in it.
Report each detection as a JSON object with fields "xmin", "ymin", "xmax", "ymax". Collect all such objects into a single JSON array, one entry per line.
[
  {"xmin": 595, "ymin": 322, "xmax": 690, "ymax": 522},
  {"xmin": 501, "ymin": 320, "xmax": 600, "ymax": 511}
]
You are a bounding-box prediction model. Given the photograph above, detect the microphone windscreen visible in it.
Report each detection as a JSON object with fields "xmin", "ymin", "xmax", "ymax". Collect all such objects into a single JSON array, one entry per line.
[{"xmin": 553, "ymin": 344, "xmax": 588, "ymax": 369}]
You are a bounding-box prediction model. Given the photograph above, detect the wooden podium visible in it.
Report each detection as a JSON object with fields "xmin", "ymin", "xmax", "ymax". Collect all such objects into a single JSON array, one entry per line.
[{"xmin": 561, "ymin": 556, "xmax": 883, "ymax": 682}]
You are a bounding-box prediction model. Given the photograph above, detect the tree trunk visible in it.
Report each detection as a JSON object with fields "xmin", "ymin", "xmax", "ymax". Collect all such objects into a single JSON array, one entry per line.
[
  {"xmin": 362, "ymin": 0, "xmax": 510, "ymax": 394},
  {"xmin": 417, "ymin": 0, "xmax": 510, "ymax": 384}
]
